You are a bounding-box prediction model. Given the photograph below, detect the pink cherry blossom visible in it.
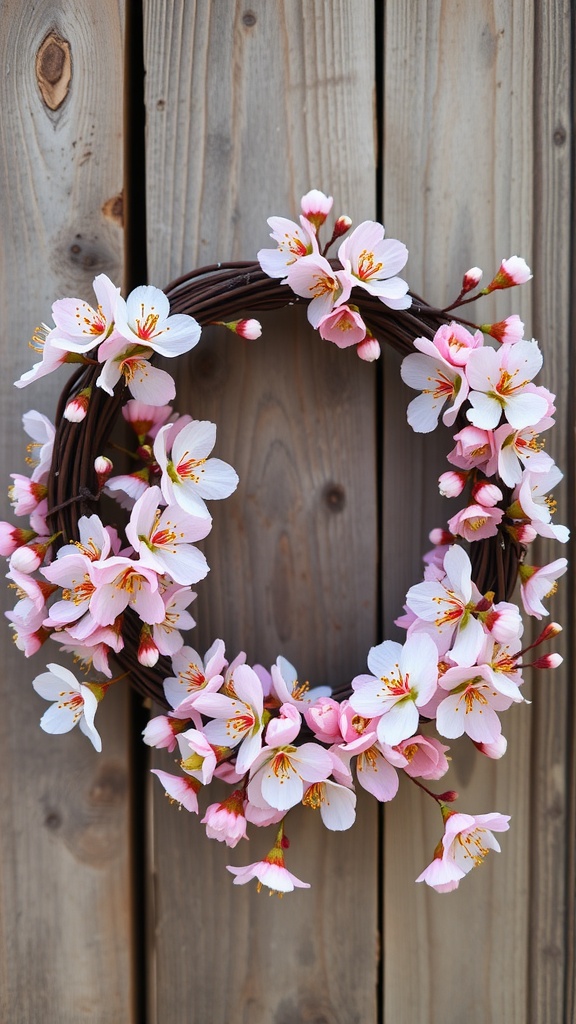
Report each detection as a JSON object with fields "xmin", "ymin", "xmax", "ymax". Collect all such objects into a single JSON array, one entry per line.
[
  {"xmin": 406, "ymin": 545, "xmax": 484, "ymax": 667},
  {"xmin": 32, "ymin": 663, "xmax": 102, "ymax": 751},
  {"xmin": 202, "ymin": 789, "xmax": 248, "ymax": 847},
  {"xmin": 519, "ymin": 558, "xmax": 568, "ymax": 619},
  {"xmin": 194, "ymin": 663, "xmax": 265, "ymax": 774},
  {"xmin": 15, "ymin": 323, "xmax": 74, "ymax": 388},
  {"xmin": 356, "ymin": 337, "xmax": 381, "ymax": 361},
  {"xmin": 257, "ymin": 215, "xmax": 319, "ymax": 278},
  {"xmin": 271, "ymin": 656, "xmax": 331, "ymax": 708},
  {"xmin": 397, "ymin": 735, "xmax": 450, "ymax": 780},
  {"xmin": 447, "ymin": 502, "xmax": 504, "ymax": 542},
  {"xmin": 302, "ymin": 777, "xmax": 356, "ymax": 830},
  {"xmin": 317, "ymin": 304, "xmax": 366, "ymax": 348},
  {"xmin": 466, "ymin": 339, "xmax": 548, "ymax": 430},
  {"xmin": 125, "ymin": 485, "xmax": 211, "ymax": 584},
  {"xmin": 416, "ymin": 810, "xmax": 510, "ymax": 892},
  {"xmin": 435, "ymin": 664, "xmax": 519, "ymax": 744},
  {"xmin": 151, "ymin": 769, "xmax": 200, "ymax": 812},
  {"xmin": 401, "ymin": 347, "xmax": 469, "ymax": 432},
  {"xmin": 427, "ymin": 322, "xmax": 483, "ymax": 367},
  {"xmin": 227, "ymin": 844, "xmax": 310, "ymax": 894},
  {"xmin": 247, "ymin": 741, "xmax": 332, "ymax": 812},
  {"xmin": 350, "ymin": 633, "xmax": 438, "ymax": 745},
  {"xmin": 152, "ymin": 586, "xmax": 197, "ymax": 656},
  {"xmin": 177, "ymin": 728, "xmax": 217, "ymax": 785},
  {"xmin": 50, "ymin": 273, "xmax": 120, "ymax": 353},
  {"xmin": 163, "ymin": 640, "xmax": 226, "ymax": 714},
  {"xmin": 481, "ymin": 314, "xmax": 524, "ymax": 344},
  {"xmin": 96, "ymin": 346, "xmax": 177, "ymax": 405},
  {"xmin": 338, "ymin": 220, "xmax": 410, "ymax": 307},
  {"xmin": 154, "ymin": 419, "xmax": 239, "ymax": 519},
  {"xmin": 494, "ymin": 422, "xmax": 554, "ymax": 487},
  {"xmin": 285, "ymin": 253, "xmax": 352, "ymax": 328},
  {"xmin": 88, "ymin": 557, "xmax": 165, "ymax": 626},
  {"xmin": 447, "ymin": 425, "xmax": 498, "ymax": 474},
  {"xmin": 111, "ymin": 284, "xmax": 201, "ymax": 357}
]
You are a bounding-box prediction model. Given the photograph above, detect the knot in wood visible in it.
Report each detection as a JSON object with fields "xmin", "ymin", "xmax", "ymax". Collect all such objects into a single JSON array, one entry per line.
[{"xmin": 36, "ymin": 32, "xmax": 72, "ymax": 111}]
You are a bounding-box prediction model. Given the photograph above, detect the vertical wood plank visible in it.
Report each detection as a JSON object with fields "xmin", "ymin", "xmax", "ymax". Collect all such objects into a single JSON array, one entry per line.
[
  {"xmin": 531, "ymin": 3, "xmax": 573, "ymax": 1021},
  {"xmin": 143, "ymin": 2, "xmax": 380, "ymax": 1021},
  {"xmin": 381, "ymin": 3, "xmax": 538, "ymax": 1021},
  {"xmin": 0, "ymin": 3, "xmax": 133, "ymax": 1021}
]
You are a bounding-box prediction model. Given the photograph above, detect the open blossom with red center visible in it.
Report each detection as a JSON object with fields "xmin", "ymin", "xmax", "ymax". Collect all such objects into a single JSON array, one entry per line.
[
  {"xmin": 350, "ymin": 633, "xmax": 438, "ymax": 746},
  {"xmin": 154, "ymin": 418, "xmax": 239, "ymax": 519},
  {"xmin": 285, "ymin": 253, "xmax": 352, "ymax": 328},
  {"xmin": 227, "ymin": 842, "xmax": 310, "ymax": 895},
  {"xmin": 32, "ymin": 662, "xmax": 102, "ymax": 751},
  {"xmin": 193, "ymin": 664, "xmax": 266, "ymax": 775},
  {"xmin": 401, "ymin": 345, "xmax": 469, "ymax": 432},
  {"xmin": 125, "ymin": 484, "xmax": 211, "ymax": 585},
  {"xmin": 338, "ymin": 220, "xmax": 411, "ymax": 309},
  {"xmin": 257, "ymin": 214, "xmax": 319, "ymax": 278},
  {"xmin": 163, "ymin": 639, "xmax": 226, "ymax": 715},
  {"xmin": 50, "ymin": 273, "xmax": 120, "ymax": 354},
  {"xmin": 416, "ymin": 809, "xmax": 510, "ymax": 892},
  {"xmin": 247, "ymin": 740, "xmax": 333, "ymax": 812},
  {"xmin": 465, "ymin": 338, "xmax": 549, "ymax": 430},
  {"xmin": 406, "ymin": 544, "xmax": 485, "ymax": 667}
]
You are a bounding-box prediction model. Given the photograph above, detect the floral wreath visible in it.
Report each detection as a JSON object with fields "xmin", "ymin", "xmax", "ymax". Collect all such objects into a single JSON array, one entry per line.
[{"xmin": 5, "ymin": 190, "xmax": 568, "ymax": 896}]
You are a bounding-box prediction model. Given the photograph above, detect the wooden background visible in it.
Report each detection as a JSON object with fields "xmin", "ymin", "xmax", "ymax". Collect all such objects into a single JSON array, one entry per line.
[{"xmin": 0, "ymin": 2, "xmax": 573, "ymax": 1021}]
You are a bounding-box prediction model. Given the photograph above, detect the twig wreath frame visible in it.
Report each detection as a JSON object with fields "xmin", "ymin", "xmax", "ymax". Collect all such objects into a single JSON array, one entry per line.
[{"xmin": 4, "ymin": 190, "xmax": 567, "ymax": 895}]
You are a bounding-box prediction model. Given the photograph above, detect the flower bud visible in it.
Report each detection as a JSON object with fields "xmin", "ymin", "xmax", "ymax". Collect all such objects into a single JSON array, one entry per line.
[
  {"xmin": 461, "ymin": 267, "xmax": 482, "ymax": 293},
  {"xmin": 333, "ymin": 214, "xmax": 353, "ymax": 238},
  {"xmin": 437, "ymin": 790, "xmax": 459, "ymax": 803},
  {"xmin": 138, "ymin": 624, "xmax": 159, "ymax": 667},
  {"xmin": 532, "ymin": 652, "xmax": 563, "ymax": 670},
  {"xmin": 94, "ymin": 456, "xmax": 113, "ymax": 491},
  {"xmin": 64, "ymin": 386, "xmax": 92, "ymax": 422},
  {"xmin": 300, "ymin": 189, "xmax": 333, "ymax": 230},
  {"xmin": 223, "ymin": 318, "xmax": 262, "ymax": 340},
  {"xmin": 484, "ymin": 256, "xmax": 532, "ymax": 293},
  {"xmin": 438, "ymin": 471, "xmax": 468, "ymax": 498},
  {"xmin": 480, "ymin": 314, "xmax": 524, "ymax": 344},
  {"xmin": 356, "ymin": 337, "xmax": 381, "ymax": 362},
  {"xmin": 429, "ymin": 528, "xmax": 454, "ymax": 546},
  {"xmin": 473, "ymin": 735, "xmax": 508, "ymax": 759},
  {"xmin": 471, "ymin": 480, "xmax": 503, "ymax": 507}
]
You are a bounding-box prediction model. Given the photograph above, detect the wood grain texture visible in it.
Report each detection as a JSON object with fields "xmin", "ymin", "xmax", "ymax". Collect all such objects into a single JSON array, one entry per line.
[
  {"xmin": 0, "ymin": 3, "xmax": 132, "ymax": 1021},
  {"xmin": 143, "ymin": 2, "xmax": 379, "ymax": 1021},
  {"xmin": 530, "ymin": 3, "xmax": 573, "ymax": 1021},
  {"xmin": 380, "ymin": 3, "xmax": 536, "ymax": 1022}
]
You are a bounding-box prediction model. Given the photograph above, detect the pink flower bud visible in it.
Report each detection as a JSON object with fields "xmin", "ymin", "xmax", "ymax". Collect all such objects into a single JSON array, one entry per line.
[
  {"xmin": 300, "ymin": 189, "xmax": 333, "ymax": 230},
  {"xmin": 0, "ymin": 522, "xmax": 36, "ymax": 556},
  {"xmin": 429, "ymin": 528, "xmax": 454, "ymax": 546},
  {"xmin": 438, "ymin": 471, "xmax": 468, "ymax": 498},
  {"xmin": 64, "ymin": 387, "xmax": 92, "ymax": 422},
  {"xmin": 461, "ymin": 267, "xmax": 482, "ymax": 293},
  {"xmin": 138, "ymin": 625, "xmax": 159, "ymax": 667},
  {"xmin": 10, "ymin": 540, "xmax": 49, "ymax": 573},
  {"xmin": 356, "ymin": 338, "xmax": 381, "ymax": 362},
  {"xmin": 224, "ymin": 318, "xmax": 262, "ymax": 340},
  {"xmin": 485, "ymin": 256, "xmax": 532, "ymax": 292},
  {"xmin": 480, "ymin": 314, "xmax": 524, "ymax": 344},
  {"xmin": 94, "ymin": 456, "xmax": 113, "ymax": 491},
  {"xmin": 535, "ymin": 622, "xmax": 563, "ymax": 644},
  {"xmin": 532, "ymin": 652, "xmax": 563, "ymax": 670},
  {"xmin": 471, "ymin": 480, "xmax": 503, "ymax": 507},
  {"xmin": 333, "ymin": 214, "xmax": 353, "ymax": 238},
  {"xmin": 437, "ymin": 790, "xmax": 459, "ymax": 803},
  {"xmin": 509, "ymin": 522, "xmax": 538, "ymax": 544}
]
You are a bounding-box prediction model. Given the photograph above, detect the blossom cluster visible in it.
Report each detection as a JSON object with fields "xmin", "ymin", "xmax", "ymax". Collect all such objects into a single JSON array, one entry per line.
[
  {"xmin": 258, "ymin": 188, "xmax": 411, "ymax": 361},
  {"xmin": 2, "ymin": 190, "xmax": 567, "ymax": 897}
]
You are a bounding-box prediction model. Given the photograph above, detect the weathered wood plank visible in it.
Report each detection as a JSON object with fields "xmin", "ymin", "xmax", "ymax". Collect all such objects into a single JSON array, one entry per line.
[
  {"xmin": 530, "ymin": 3, "xmax": 573, "ymax": 1021},
  {"xmin": 0, "ymin": 3, "xmax": 133, "ymax": 1022},
  {"xmin": 143, "ymin": 2, "xmax": 379, "ymax": 1021},
  {"xmin": 381, "ymin": 3, "xmax": 537, "ymax": 1021}
]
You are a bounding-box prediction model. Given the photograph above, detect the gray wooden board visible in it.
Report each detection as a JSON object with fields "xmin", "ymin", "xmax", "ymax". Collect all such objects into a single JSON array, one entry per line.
[
  {"xmin": 0, "ymin": 3, "xmax": 133, "ymax": 1021},
  {"xmin": 143, "ymin": 1, "xmax": 380, "ymax": 1021}
]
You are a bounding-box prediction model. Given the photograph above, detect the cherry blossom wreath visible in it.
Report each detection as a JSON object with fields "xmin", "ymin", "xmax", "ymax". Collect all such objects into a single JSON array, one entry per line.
[{"xmin": 5, "ymin": 190, "xmax": 568, "ymax": 896}]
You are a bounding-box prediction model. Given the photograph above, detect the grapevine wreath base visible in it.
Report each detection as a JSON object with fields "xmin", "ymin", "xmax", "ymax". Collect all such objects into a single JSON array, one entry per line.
[{"xmin": 5, "ymin": 191, "xmax": 568, "ymax": 895}]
